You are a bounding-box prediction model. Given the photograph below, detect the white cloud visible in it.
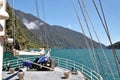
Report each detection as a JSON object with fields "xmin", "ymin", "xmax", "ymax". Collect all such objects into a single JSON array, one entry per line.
[
  {"xmin": 40, "ymin": 22, "xmax": 44, "ymax": 26},
  {"xmin": 23, "ymin": 19, "xmax": 38, "ymax": 30},
  {"xmin": 67, "ymin": 24, "xmax": 81, "ymax": 32},
  {"xmin": 68, "ymin": 25, "xmax": 72, "ymax": 29},
  {"xmin": 34, "ymin": 20, "xmax": 44, "ymax": 26},
  {"xmin": 67, "ymin": 24, "xmax": 78, "ymax": 29}
]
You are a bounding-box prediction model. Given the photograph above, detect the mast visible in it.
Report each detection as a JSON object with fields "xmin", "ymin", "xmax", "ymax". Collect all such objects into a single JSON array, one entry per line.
[{"xmin": 0, "ymin": 0, "xmax": 9, "ymax": 79}]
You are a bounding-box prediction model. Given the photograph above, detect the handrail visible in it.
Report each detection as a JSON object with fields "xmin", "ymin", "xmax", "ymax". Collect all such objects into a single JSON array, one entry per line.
[
  {"xmin": 52, "ymin": 56, "xmax": 103, "ymax": 80},
  {"xmin": 3, "ymin": 56, "xmax": 103, "ymax": 80}
]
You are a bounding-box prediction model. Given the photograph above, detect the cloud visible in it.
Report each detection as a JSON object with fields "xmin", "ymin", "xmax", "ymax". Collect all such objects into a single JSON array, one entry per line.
[
  {"xmin": 67, "ymin": 24, "xmax": 78, "ymax": 29},
  {"xmin": 23, "ymin": 19, "xmax": 38, "ymax": 30},
  {"xmin": 67, "ymin": 24, "xmax": 80, "ymax": 32},
  {"xmin": 35, "ymin": 20, "xmax": 44, "ymax": 26},
  {"xmin": 40, "ymin": 22, "xmax": 44, "ymax": 26},
  {"xmin": 68, "ymin": 25, "xmax": 72, "ymax": 29}
]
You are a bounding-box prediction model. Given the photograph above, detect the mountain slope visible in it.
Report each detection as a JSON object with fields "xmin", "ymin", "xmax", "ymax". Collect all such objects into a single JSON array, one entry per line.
[
  {"xmin": 5, "ymin": 4, "xmax": 42, "ymax": 50},
  {"xmin": 14, "ymin": 9, "xmax": 105, "ymax": 48},
  {"xmin": 107, "ymin": 41, "xmax": 120, "ymax": 49}
]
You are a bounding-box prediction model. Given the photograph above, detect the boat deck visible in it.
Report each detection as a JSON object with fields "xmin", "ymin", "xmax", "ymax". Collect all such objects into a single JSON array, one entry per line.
[{"xmin": 2, "ymin": 67, "xmax": 86, "ymax": 80}]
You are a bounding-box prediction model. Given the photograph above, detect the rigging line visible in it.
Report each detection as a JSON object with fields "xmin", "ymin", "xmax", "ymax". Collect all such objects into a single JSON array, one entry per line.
[
  {"xmin": 99, "ymin": 0, "xmax": 120, "ymax": 76},
  {"xmin": 92, "ymin": 0, "xmax": 120, "ymax": 76},
  {"xmin": 92, "ymin": 0, "xmax": 119, "ymax": 64},
  {"xmin": 41, "ymin": 0, "xmax": 48, "ymax": 48},
  {"xmin": 98, "ymin": 0, "xmax": 120, "ymax": 64},
  {"xmin": 78, "ymin": 0, "xmax": 106, "ymax": 79},
  {"xmin": 77, "ymin": 0, "xmax": 100, "ymax": 74},
  {"xmin": 11, "ymin": 0, "xmax": 20, "ymax": 61},
  {"xmin": 98, "ymin": 0, "xmax": 109, "ymax": 35},
  {"xmin": 35, "ymin": 0, "xmax": 44, "ymax": 48},
  {"xmin": 35, "ymin": 0, "xmax": 40, "ymax": 21},
  {"xmin": 35, "ymin": 0, "xmax": 40, "ymax": 40},
  {"xmin": 12, "ymin": 0, "xmax": 15, "ymax": 48},
  {"xmin": 71, "ymin": 0, "xmax": 99, "ymax": 73},
  {"xmin": 93, "ymin": 0, "xmax": 120, "ymax": 73},
  {"xmin": 81, "ymin": 0, "xmax": 115, "ymax": 79},
  {"xmin": 41, "ymin": 0, "xmax": 46, "ymax": 21}
]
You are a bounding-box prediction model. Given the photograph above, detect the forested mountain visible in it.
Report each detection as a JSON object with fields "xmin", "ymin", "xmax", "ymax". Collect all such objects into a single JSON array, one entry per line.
[
  {"xmin": 5, "ymin": 4, "xmax": 105, "ymax": 50},
  {"xmin": 107, "ymin": 41, "xmax": 120, "ymax": 49},
  {"xmin": 5, "ymin": 4, "xmax": 41, "ymax": 50}
]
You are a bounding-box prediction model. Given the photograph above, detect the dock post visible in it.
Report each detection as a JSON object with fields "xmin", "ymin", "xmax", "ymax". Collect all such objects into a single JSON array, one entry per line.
[{"xmin": 50, "ymin": 59, "xmax": 55, "ymax": 69}]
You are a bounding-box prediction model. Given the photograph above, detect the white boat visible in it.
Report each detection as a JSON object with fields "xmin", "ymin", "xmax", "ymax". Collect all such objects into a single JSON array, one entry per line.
[{"xmin": 16, "ymin": 48, "xmax": 45, "ymax": 56}]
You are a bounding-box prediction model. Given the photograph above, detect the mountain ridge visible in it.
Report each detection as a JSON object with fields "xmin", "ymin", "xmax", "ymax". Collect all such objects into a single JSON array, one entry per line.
[
  {"xmin": 5, "ymin": 3, "xmax": 106, "ymax": 49},
  {"xmin": 107, "ymin": 41, "xmax": 120, "ymax": 49},
  {"xmin": 14, "ymin": 9, "xmax": 106, "ymax": 48}
]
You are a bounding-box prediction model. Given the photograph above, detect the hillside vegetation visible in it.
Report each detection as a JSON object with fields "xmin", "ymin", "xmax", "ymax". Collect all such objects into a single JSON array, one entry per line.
[
  {"xmin": 5, "ymin": 4, "xmax": 42, "ymax": 51},
  {"xmin": 5, "ymin": 3, "xmax": 105, "ymax": 50}
]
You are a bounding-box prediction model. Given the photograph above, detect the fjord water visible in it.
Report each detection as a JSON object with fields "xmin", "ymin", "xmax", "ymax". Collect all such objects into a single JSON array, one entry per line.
[{"xmin": 51, "ymin": 49, "xmax": 120, "ymax": 80}]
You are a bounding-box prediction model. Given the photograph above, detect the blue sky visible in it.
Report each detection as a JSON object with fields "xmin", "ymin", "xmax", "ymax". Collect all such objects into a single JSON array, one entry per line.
[{"xmin": 8, "ymin": 0, "xmax": 120, "ymax": 46}]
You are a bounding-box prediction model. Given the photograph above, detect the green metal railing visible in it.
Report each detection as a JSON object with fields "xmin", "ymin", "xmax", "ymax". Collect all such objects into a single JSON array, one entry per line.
[
  {"xmin": 52, "ymin": 56, "xmax": 103, "ymax": 80},
  {"xmin": 3, "ymin": 56, "xmax": 103, "ymax": 80}
]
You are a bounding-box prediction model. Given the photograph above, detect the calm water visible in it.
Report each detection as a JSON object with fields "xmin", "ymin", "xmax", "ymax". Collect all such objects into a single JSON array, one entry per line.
[
  {"xmin": 51, "ymin": 49, "xmax": 120, "ymax": 80},
  {"xmin": 3, "ymin": 49, "xmax": 120, "ymax": 80}
]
